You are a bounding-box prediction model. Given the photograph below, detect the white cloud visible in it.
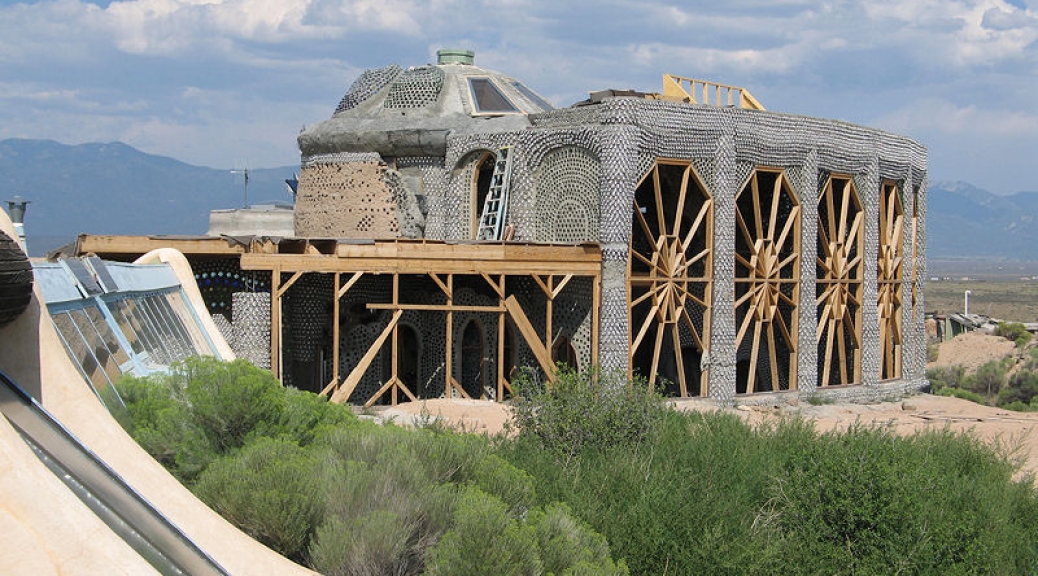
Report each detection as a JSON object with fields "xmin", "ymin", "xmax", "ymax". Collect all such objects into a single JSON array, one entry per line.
[
  {"xmin": 0, "ymin": 0, "xmax": 1035, "ymax": 193},
  {"xmin": 874, "ymin": 98, "xmax": 1038, "ymax": 136}
]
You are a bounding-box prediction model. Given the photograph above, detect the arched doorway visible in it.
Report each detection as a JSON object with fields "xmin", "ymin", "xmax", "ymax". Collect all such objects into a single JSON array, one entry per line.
[
  {"xmin": 461, "ymin": 319, "xmax": 485, "ymax": 398},
  {"xmin": 552, "ymin": 335, "xmax": 579, "ymax": 371},
  {"xmin": 381, "ymin": 324, "xmax": 421, "ymax": 397},
  {"xmin": 471, "ymin": 153, "xmax": 496, "ymax": 238}
]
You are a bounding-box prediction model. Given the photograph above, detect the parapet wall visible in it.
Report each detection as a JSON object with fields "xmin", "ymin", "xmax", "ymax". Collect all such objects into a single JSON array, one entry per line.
[{"xmin": 294, "ymin": 155, "xmax": 400, "ymax": 238}]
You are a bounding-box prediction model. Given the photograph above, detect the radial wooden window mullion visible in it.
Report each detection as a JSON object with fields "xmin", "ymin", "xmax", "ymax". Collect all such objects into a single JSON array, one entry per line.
[
  {"xmin": 816, "ymin": 175, "xmax": 863, "ymax": 387},
  {"xmin": 878, "ymin": 180, "xmax": 904, "ymax": 380},
  {"xmin": 628, "ymin": 160, "xmax": 712, "ymax": 397},
  {"xmin": 734, "ymin": 168, "xmax": 800, "ymax": 394}
]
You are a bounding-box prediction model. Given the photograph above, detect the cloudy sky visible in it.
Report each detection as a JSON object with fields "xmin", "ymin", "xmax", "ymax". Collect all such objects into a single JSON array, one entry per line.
[{"xmin": 1, "ymin": 0, "xmax": 1035, "ymax": 194}]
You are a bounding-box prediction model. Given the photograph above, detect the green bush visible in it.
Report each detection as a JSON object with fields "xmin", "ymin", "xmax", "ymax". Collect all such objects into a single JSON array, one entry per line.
[
  {"xmin": 998, "ymin": 370, "xmax": 1038, "ymax": 407},
  {"xmin": 530, "ymin": 502, "xmax": 628, "ymax": 576},
  {"xmin": 115, "ymin": 370, "xmax": 216, "ymax": 481},
  {"xmin": 926, "ymin": 365, "xmax": 968, "ymax": 393},
  {"xmin": 309, "ymin": 510, "xmax": 420, "ymax": 576},
  {"xmin": 936, "ymin": 386, "xmax": 987, "ymax": 405},
  {"xmin": 424, "ymin": 489, "xmax": 542, "ymax": 576},
  {"xmin": 500, "ymin": 408, "xmax": 1038, "ymax": 575},
  {"xmin": 115, "ymin": 357, "xmax": 357, "ymax": 482},
  {"xmin": 194, "ymin": 437, "xmax": 324, "ymax": 562},
  {"xmin": 995, "ymin": 322, "xmax": 1033, "ymax": 348},
  {"xmin": 177, "ymin": 357, "xmax": 286, "ymax": 452},
  {"xmin": 509, "ymin": 366, "xmax": 668, "ymax": 464},
  {"xmin": 756, "ymin": 425, "xmax": 1035, "ymax": 573},
  {"xmin": 969, "ymin": 358, "xmax": 1011, "ymax": 397}
]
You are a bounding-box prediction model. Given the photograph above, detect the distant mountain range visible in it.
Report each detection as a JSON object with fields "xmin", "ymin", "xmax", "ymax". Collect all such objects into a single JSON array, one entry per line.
[
  {"xmin": 925, "ymin": 181, "xmax": 1038, "ymax": 261},
  {"xmin": 0, "ymin": 139, "xmax": 297, "ymax": 256},
  {"xmin": 0, "ymin": 139, "xmax": 1035, "ymax": 261}
]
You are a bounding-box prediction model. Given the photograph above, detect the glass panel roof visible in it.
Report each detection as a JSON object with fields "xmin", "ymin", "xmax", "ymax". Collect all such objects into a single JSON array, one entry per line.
[{"xmin": 467, "ymin": 77, "xmax": 519, "ymax": 113}]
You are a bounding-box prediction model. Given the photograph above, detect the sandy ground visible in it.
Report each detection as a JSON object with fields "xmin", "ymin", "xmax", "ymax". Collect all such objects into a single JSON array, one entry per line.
[
  {"xmin": 372, "ymin": 331, "xmax": 1038, "ymax": 479},
  {"xmin": 376, "ymin": 395, "xmax": 1038, "ymax": 479}
]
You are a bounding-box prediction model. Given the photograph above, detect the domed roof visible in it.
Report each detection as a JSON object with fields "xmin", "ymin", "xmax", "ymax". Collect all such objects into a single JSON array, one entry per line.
[{"xmin": 298, "ymin": 50, "xmax": 555, "ymax": 158}]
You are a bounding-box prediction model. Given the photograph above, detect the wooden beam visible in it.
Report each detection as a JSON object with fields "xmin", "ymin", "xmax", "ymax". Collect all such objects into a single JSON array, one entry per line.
[
  {"xmin": 367, "ymin": 303, "xmax": 506, "ymax": 313},
  {"xmin": 330, "ymin": 310, "xmax": 404, "ymax": 403},
  {"xmin": 240, "ymin": 242, "xmax": 601, "ymax": 276},
  {"xmin": 270, "ymin": 268, "xmax": 281, "ymax": 381},
  {"xmin": 77, "ymin": 234, "xmax": 246, "ymax": 257},
  {"xmin": 504, "ymin": 295, "xmax": 555, "ymax": 382}
]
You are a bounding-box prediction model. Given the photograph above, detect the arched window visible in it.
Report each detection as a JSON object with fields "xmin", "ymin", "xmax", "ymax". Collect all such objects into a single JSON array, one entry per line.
[
  {"xmin": 878, "ymin": 180, "xmax": 904, "ymax": 380},
  {"xmin": 628, "ymin": 160, "xmax": 712, "ymax": 397},
  {"xmin": 817, "ymin": 175, "xmax": 863, "ymax": 387},
  {"xmin": 734, "ymin": 168, "xmax": 800, "ymax": 394}
]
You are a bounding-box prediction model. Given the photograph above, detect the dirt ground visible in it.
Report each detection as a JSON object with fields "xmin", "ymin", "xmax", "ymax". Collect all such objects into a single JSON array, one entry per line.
[{"xmin": 373, "ymin": 331, "xmax": 1038, "ymax": 479}]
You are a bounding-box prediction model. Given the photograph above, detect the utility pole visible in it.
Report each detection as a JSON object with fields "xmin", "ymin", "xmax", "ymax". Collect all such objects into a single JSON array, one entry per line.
[{"xmin": 230, "ymin": 168, "xmax": 249, "ymax": 208}]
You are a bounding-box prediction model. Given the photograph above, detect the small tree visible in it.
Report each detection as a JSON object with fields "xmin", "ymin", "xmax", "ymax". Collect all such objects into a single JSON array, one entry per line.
[{"xmin": 995, "ymin": 322, "xmax": 1033, "ymax": 348}]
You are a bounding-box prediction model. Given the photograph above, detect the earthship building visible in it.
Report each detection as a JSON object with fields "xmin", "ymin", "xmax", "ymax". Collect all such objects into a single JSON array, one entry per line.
[{"xmin": 78, "ymin": 49, "xmax": 928, "ymax": 406}]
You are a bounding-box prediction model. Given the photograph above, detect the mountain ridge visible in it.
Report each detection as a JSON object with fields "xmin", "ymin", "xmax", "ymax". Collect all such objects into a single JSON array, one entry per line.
[
  {"xmin": 0, "ymin": 138, "xmax": 296, "ymax": 255},
  {"xmin": 0, "ymin": 139, "xmax": 1033, "ymax": 261}
]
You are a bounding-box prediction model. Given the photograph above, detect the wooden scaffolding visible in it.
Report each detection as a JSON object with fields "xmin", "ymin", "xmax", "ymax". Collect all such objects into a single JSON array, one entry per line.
[{"xmin": 238, "ymin": 239, "xmax": 602, "ymax": 406}]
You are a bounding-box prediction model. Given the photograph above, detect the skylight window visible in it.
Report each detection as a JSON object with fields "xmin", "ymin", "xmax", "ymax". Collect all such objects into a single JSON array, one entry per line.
[
  {"xmin": 467, "ymin": 77, "xmax": 519, "ymax": 113},
  {"xmin": 511, "ymin": 81, "xmax": 554, "ymax": 111}
]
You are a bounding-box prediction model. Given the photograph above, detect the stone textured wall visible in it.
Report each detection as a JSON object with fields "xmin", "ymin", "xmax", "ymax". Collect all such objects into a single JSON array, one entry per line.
[
  {"xmin": 294, "ymin": 154, "xmax": 402, "ymax": 238},
  {"xmin": 232, "ymin": 292, "xmax": 270, "ymax": 370},
  {"xmin": 440, "ymin": 97, "xmax": 927, "ymax": 402},
  {"xmin": 286, "ymin": 94, "xmax": 927, "ymax": 404}
]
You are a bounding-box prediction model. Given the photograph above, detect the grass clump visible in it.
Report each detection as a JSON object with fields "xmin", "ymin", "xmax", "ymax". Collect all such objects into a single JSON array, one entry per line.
[{"xmin": 936, "ymin": 386, "xmax": 987, "ymax": 404}]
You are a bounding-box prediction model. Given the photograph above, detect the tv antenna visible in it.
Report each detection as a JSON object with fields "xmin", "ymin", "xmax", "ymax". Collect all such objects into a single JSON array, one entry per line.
[{"xmin": 230, "ymin": 165, "xmax": 250, "ymax": 208}]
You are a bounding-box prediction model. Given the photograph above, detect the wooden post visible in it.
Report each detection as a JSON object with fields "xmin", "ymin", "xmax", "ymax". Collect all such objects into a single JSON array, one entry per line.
[{"xmin": 270, "ymin": 267, "xmax": 280, "ymax": 380}]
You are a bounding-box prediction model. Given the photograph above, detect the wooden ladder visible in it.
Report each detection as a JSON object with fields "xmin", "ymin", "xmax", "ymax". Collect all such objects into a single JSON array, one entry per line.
[{"xmin": 476, "ymin": 146, "xmax": 513, "ymax": 241}]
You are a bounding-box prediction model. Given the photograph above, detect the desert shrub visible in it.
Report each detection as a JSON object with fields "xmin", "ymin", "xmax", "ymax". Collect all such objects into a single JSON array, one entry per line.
[
  {"xmin": 176, "ymin": 357, "xmax": 286, "ymax": 451},
  {"xmin": 500, "ymin": 407, "xmax": 1038, "ymax": 575},
  {"xmin": 194, "ymin": 437, "xmax": 324, "ymax": 562},
  {"xmin": 425, "ymin": 489, "xmax": 625, "ymax": 576},
  {"xmin": 424, "ymin": 489, "xmax": 541, "ymax": 576},
  {"xmin": 756, "ymin": 425, "xmax": 1033, "ymax": 573},
  {"xmin": 969, "ymin": 358, "xmax": 1012, "ymax": 397},
  {"xmin": 995, "ymin": 322, "xmax": 1033, "ymax": 348},
  {"xmin": 309, "ymin": 511, "xmax": 420, "ymax": 576},
  {"xmin": 115, "ymin": 357, "xmax": 357, "ymax": 482},
  {"xmin": 509, "ymin": 365, "xmax": 668, "ymax": 464},
  {"xmin": 926, "ymin": 365, "xmax": 968, "ymax": 393},
  {"xmin": 998, "ymin": 370, "xmax": 1038, "ymax": 407},
  {"xmin": 936, "ymin": 386, "xmax": 986, "ymax": 405},
  {"xmin": 530, "ymin": 502, "xmax": 628, "ymax": 576},
  {"xmin": 472, "ymin": 454, "xmax": 537, "ymax": 515},
  {"xmin": 115, "ymin": 370, "xmax": 216, "ymax": 481},
  {"xmin": 1002, "ymin": 400, "xmax": 1033, "ymax": 412}
]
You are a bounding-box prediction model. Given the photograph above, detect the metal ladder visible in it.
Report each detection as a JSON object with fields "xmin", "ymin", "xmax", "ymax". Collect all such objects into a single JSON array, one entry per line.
[{"xmin": 475, "ymin": 146, "xmax": 513, "ymax": 241}]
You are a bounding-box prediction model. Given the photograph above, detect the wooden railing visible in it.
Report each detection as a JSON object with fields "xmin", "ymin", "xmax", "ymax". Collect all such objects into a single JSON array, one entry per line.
[{"xmin": 662, "ymin": 74, "xmax": 765, "ymax": 110}]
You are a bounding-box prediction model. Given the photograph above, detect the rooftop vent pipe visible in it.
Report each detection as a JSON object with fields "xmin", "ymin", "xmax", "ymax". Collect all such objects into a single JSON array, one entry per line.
[{"xmin": 437, "ymin": 49, "xmax": 474, "ymax": 65}]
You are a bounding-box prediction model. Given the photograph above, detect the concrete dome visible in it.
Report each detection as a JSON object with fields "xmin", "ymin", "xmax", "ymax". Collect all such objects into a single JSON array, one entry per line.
[{"xmin": 298, "ymin": 49, "xmax": 555, "ymax": 158}]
